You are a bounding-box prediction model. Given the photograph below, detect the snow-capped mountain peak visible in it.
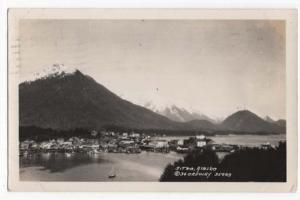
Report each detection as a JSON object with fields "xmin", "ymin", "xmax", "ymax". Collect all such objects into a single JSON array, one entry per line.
[
  {"xmin": 143, "ymin": 100, "xmax": 216, "ymax": 123},
  {"xmin": 27, "ymin": 64, "xmax": 77, "ymax": 82},
  {"xmin": 264, "ymin": 115, "xmax": 275, "ymax": 123},
  {"xmin": 144, "ymin": 100, "xmax": 184, "ymax": 113},
  {"xmin": 120, "ymin": 92, "xmax": 217, "ymax": 123},
  {"xmin": 137, "ymin": 94, "xmax": 194, "ymax": 113}
]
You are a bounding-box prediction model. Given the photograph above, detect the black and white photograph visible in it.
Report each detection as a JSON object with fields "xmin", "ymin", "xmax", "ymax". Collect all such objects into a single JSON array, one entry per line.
[{"xmin": 7, "ymin": 9, "xmax": 297, "ymax": 192}]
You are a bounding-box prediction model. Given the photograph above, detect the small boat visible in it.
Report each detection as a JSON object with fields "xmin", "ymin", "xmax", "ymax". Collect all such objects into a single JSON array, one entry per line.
[
  {"xmin": 108, "ymin": 166, "xmax": 116, "ymax": 179},
  {"xmin": 108, "ymin": 174, "xmax": 116, "ymax": 178}
]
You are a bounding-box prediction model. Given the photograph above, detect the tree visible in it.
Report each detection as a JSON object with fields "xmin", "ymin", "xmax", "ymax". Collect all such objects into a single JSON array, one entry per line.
[{"xmin": 160, "ymin": 142, "xmax": 286, "ymax": 182}]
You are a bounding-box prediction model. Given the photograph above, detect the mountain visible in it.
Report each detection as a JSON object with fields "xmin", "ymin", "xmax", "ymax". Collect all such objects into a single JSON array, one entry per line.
[
  {"xmin": 144, "ymin": 101, "xmax": 215, "ymax": 123},
  {"xmin": 264, "ymin": 116, "xmax": 286, "ymax": 130},
  {"xmin": 264, "ymin": 116, "xmax": 275, "ymax": 123},
  {"xmin": 275, "ymin": 119, "xmax": 286, "ymax": 128},
  {"xmin": 185, "ymin": 119, "xmax": 218, "ymax": 131},
  {"xmin": 19, "ymin": 66, "xmax": 183, "ymax": 131},
  {"xmin": 19, "ymin": 64, "xmax": 286, "ymax": 134},
  {"xmin": 24, "ymin": 63, "xmax": 77, "ymax": 82},
  {"xmin": 221, "ymin": 110, "xmax": 285, "ymax": 134}
]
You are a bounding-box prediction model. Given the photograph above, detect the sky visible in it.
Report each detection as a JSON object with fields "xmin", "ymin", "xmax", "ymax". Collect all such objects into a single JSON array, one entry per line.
[{"xmin": 19, "ymin": 19, "xmax": 285, "ymax": 120}]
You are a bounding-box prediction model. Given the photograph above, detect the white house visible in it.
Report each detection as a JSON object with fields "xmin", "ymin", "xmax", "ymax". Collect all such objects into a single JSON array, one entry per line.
[
  {"xmin": 177, "ymin": 139, "xmax": 184, "ymax": 146},
  {"xmin": 196, "ymin": 140, "xmax": 207, "ymax": 147}
]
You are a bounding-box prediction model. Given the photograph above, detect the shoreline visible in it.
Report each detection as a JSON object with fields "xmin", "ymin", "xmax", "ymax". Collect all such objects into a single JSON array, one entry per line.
[{"xmin": 20, "ymin": 151, "xmax": 184, "ymax": 182}]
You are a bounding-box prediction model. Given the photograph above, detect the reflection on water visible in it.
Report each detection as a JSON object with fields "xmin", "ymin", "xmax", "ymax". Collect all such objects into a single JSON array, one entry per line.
[
  {"xmin": 19, "ymin": 134, "xmax": 285, "ymax": 181},
  {"xmin": 20, "ymin": 152, "xmax": 107, "ymax": 173},
  {"xmin": 20, "ymin": 151, "xmax": 184, "ymax": 181}
]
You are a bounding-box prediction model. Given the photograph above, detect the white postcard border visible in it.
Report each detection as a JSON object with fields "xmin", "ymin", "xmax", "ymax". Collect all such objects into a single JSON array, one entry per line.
[{"xmin": 8, "ymin": 9, "xmax": 298, "ymax": 192}]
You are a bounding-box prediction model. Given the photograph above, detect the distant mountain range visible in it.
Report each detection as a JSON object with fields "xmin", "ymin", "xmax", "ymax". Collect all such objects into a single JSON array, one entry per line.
[
  {"xmin": 19, "ymin": 65, "xmax": 286, "ymax": 134},
  {"xmin": 143, "ymin": 102, "xmax": 216, "ymax": 123},
  {"xmin": 20, "ymin": 68, "xmax": 181, "ymax": 130},
  {"xmin": 264, "ymin": 116, "xmax": 275, "ymax": 123},
  {"xmin": 220, "ymin": 110, "xmax": 285, "ymax": 133}
]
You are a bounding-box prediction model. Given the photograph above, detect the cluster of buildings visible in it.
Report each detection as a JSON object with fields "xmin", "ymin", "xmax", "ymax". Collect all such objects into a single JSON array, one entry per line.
[
  {"xmin": 19, "ymin": 130, "xmax": 274, "ymax": 156},
  {"xmin": 19, "ymin": 130, "xmax": 215, "ymax": 155}
]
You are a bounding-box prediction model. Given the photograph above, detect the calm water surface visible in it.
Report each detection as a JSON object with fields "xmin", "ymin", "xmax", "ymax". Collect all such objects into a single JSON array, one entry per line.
[
  {"xmin": 20, "ymin": 134, "xmax": 285, "ymax": 181},
  {"xmin": 20, "ymin": 151, "xmax": 184, "ymax": 181},
  {"xmin": 156, "ymin": 134, "xmax": 286, "ymax": 147}
]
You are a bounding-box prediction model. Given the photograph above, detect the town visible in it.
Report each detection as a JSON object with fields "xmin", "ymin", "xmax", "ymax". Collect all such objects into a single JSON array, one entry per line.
[{"xmin": 19, "ymin": 130, "xmax": 274, "ymax": 157}]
